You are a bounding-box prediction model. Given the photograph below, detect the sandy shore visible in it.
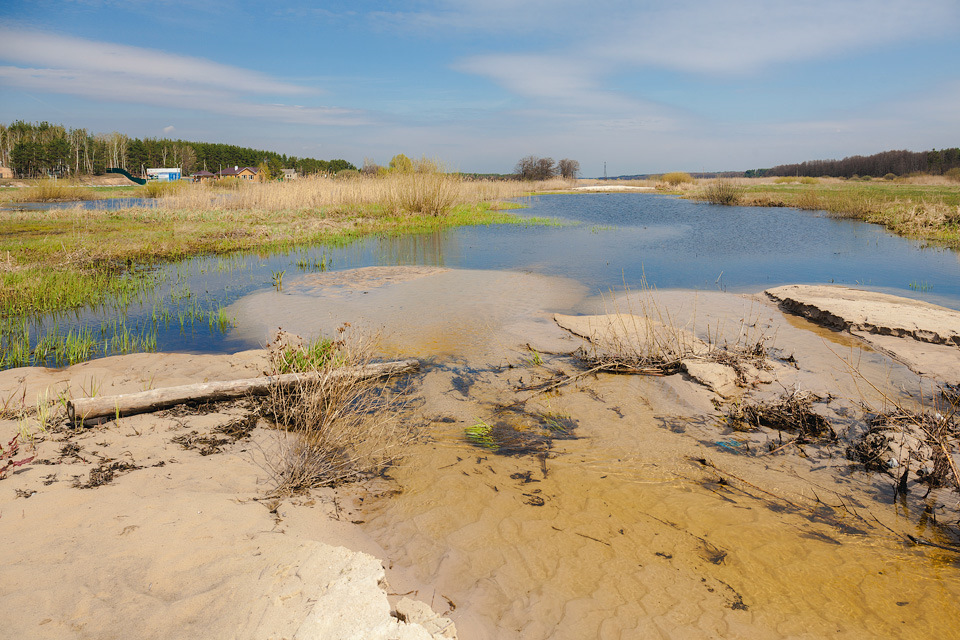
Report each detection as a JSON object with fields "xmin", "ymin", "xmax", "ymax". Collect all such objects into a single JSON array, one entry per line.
[{"xmin": 2, "ymin": 268, "xmax": 959, "ymax": 638}]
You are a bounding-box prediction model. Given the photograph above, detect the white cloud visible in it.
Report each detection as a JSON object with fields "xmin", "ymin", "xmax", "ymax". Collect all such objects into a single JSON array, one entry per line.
[
  {"xmin": 453, "ymin": 53, "xmax": 681, "ymax": 130},
  {"xmin": 163, "ymin": 125, "xmax": 175, "ymax": 134},
  {"xmin": 0, "ymin": 28, "xmax": 370, "ymax": 127}
]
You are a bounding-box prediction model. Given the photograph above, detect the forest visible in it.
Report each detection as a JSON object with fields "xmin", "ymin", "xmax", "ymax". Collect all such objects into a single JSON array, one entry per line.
[
  {"xmin": 759, "ymin": 147, "xmax": 960, "ymax": 179},
  {"xmin": 0, "ymin": 120, "xmax": 356, "ymax": 179}
]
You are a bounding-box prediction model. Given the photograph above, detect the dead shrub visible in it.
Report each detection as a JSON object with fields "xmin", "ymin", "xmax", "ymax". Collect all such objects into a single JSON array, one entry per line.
[
  {"xmin": 726, "ymin": 388, "xmax": 834, "ymax": 439},
  {"xmin": 697, "ymin": 178, "xmax": 746, "ymax": 205},
  {"xmin": 259, "ymin": 333, "xmax": 418, "ymax": 495},
  {"xmin": 848, "ymin": 403, "xmax": 959, "ymax": 489},
  {"xmin": 660, "ymin": 171, "xmax": 695, "ymax": 186}
]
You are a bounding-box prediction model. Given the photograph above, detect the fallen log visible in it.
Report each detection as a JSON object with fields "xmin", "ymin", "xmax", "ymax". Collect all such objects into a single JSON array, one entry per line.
[{"xmin": 66, "ymin": 359, "xmax": 420, "ymax": 424}]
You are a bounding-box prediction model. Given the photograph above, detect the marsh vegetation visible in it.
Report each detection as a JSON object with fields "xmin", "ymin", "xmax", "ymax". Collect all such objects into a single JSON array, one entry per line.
[{"xmin": 0, "ymin": 174, "xmax": 561, "ymax": 369}]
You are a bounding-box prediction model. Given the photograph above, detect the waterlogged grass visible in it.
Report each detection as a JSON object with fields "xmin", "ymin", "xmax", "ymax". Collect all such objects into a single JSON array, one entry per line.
[
  {"xmin": 0, "ymin": 298, "xmax": 234, "ymax": 369},
  {"xmin": 0, "ymin": 199, "xmax": 538, "ymax": 316}
]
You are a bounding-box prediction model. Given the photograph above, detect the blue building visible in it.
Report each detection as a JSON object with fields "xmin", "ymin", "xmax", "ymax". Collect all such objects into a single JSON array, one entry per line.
[{"xmin": 146, "ymin": 167, "xmax": 182, "ymax": 182}]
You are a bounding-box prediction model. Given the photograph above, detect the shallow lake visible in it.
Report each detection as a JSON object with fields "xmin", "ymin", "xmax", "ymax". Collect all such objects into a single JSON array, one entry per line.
[{"xmin": 8, "ymin": 193, "xmax": 960, "ymax": 365}]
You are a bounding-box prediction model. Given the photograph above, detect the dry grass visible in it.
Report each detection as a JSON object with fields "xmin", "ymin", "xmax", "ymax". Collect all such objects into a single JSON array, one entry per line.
[
  {"xmin": 572, "ymin": 283, "xmax": 707, "ymax": 375},
  {"xmin": 835, "ymin": 353, "xmax": 960, "ymax": 495},
  {"xmin": 259, "ymin": 332, "xmax": 418, "ymax": 495},
  {"xmin": 850, "ymin": 405, "xmax": 958, "ymax": 489},
  {"xmin": 142, "ymin": 180, "xmax": 188, "ymax": 198}
]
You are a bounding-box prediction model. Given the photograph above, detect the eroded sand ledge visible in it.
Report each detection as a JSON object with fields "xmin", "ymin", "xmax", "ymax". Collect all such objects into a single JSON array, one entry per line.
[
  {"xmin": 2, "ymin": 271, "xmax": 960, "ymax": 638},
  {"xmin": 766, "ymin": 284, "xmax": 960, "ymax": 384}
]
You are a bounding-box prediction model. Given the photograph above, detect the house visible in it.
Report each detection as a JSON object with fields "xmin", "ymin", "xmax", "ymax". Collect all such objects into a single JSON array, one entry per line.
[
  {"xmin": 0, "ymin": 165, "xmax": 13, "ymax": 179},
  {"xmin": 281, "ymin": 168, "xmax": 298, "ymax": 181},
  {"xmin": 217, "ymin": 166, "xmax": 259, "ymax": 181},
  {"xmin": 146, "ymin": 167, "xmax": 182, "ymax": 182},
  {"xmin": 192, "ymin": 170, "xmax": 215, "ymax": 183}
]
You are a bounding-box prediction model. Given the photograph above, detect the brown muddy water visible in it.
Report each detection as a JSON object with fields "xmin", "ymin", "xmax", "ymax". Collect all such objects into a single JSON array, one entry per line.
[{"xmin": 229, "ymin": 267, "xmax": 960, "ymax": 639}]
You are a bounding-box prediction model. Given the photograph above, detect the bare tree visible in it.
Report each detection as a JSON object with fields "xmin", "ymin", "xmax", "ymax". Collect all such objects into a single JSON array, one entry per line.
[
  {"xmin": 361, "ymin": 157, "xmax": 382, "ymax": 176},
  {"xmin": 514, "ymin": 155, "xmax": 557, "ymax": 180},
  {"xmin": 558, "ymin": 158, "xmax": 580, "ymax": 179}
]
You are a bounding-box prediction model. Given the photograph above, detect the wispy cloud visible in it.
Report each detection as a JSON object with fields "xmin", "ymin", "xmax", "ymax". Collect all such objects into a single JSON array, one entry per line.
[
  {"xmin": 0, "ymin": 27, "xmax": 370, "ymax": 126},
  {"xmin": 586, "ymin": 0, "xmax": 959, "ymax": 74},
  {"xmin": 377, "ymin": 0, "xmax": 958, "ymax": 73}
]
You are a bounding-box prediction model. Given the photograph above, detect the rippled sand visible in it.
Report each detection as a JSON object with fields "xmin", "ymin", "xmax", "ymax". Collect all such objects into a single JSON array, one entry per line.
[{"xmin": 230, "ymin": 267, "xmax": 960, "ymax": 639}]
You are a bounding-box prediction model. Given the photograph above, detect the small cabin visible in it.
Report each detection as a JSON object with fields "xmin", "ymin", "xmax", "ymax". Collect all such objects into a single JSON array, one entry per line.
[
  {"xmin": 0, "ymin": 165, "xmax": 13, "ymax": 179},
  {"xmin": 216, "ymin": 166, "xmax": 259, "ymax": 181},
  {"xmin": 192, "ymin": 170, "xmax": 215, "ymax": 183}
]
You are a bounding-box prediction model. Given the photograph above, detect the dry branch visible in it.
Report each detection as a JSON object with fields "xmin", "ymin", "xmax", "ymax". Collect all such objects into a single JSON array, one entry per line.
[{"xmin": 66, "ymin": 359, "xmax": 419, "ymax": 423}]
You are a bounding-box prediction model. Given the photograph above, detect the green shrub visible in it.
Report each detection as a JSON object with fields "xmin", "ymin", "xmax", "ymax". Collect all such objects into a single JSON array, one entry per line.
[{"xmin": 883, "ymin": 173, "xmax": 897, "ymax": 181}]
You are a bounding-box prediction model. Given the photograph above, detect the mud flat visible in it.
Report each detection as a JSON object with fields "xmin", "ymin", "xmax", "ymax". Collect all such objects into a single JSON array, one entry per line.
[{"xmin": 2, "ymin": 268, "xmax": 960, "ymax": 638}]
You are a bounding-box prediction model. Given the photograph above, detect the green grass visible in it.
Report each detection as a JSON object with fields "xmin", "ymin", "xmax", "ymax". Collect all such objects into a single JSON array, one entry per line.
[
  {"xmin": 274, "ymin": 335, "xmax": 344, "ymax": 373},
  {"xmin": 465, "ymin": 420, "xmax": 496, "ymax": 449}
]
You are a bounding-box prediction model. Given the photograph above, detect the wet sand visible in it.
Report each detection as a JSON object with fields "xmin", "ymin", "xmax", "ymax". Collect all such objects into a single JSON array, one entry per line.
[{"xmin": 2, "ymin": 267, "xmax": 959, "ymax": 638}]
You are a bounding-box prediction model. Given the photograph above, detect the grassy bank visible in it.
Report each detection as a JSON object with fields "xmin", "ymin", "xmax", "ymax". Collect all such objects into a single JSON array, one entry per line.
[
  {"xmin": 1, "ymin": 174, "xmax": 556, "ymax": 367},
  {"xmin": 1, "ymin": 184, "xmax": 543, "ymax": 316},
  {"xmin": 689, "ymin": 177, "xmax": 960, "ymax": 247}
]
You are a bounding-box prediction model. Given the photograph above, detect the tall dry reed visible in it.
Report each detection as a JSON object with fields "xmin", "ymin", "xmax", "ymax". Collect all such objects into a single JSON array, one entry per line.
[
  {"xmin": 156, "ymin": 174, "xmax": 536, "ymax": 216},
  {"xmin": 13, "ymin": 181, "xmax": 95, "ymax": 202}
]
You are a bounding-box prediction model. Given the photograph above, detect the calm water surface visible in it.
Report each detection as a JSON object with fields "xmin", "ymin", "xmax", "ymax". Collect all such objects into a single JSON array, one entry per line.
[{"xmin": 11, "ymin": 193, "xmax": 960, "ymax": 360}]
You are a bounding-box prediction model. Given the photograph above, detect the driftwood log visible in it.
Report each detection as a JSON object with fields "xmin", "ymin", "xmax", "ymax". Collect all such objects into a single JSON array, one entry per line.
[{"xmin": 66, "ymin": 359, "xmax": 420, "ymax": 424}]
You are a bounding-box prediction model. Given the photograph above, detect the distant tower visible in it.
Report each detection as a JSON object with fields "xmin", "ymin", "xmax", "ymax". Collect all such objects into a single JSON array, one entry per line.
[{"xmin": 604, "ymin": 162, "xmax": 607, "ymax": 180}]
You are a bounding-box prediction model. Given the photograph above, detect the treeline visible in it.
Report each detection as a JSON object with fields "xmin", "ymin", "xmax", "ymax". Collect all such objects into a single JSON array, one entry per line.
[
  {"xmin": 0, "ymin": 120, "xmax": 356, "ymax": 179},
  {"xmin": 762, "ymin": 148, "xmax": 960, "ymax": 179}
]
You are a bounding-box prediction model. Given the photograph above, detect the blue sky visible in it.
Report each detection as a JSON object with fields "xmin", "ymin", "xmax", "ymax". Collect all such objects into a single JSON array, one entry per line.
[{"xmin": 1, "ymin": 0, "xmax": 958, "ymax": 176}]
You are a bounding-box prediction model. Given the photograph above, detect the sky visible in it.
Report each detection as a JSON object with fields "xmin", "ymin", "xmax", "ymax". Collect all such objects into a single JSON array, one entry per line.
[{"xmin": 1, "ymin": 0, "xmax": 958, "ymax": 177}]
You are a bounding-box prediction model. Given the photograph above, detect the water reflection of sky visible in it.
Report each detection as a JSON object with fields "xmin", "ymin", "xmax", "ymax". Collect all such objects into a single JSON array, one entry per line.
[
  {"xmin": 249, "ymin": 192, "xmax": 960, "ymax": 308},
  {"xmin": 452, "ymin": 194, "xmax": 960, "ymax": 307}
]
